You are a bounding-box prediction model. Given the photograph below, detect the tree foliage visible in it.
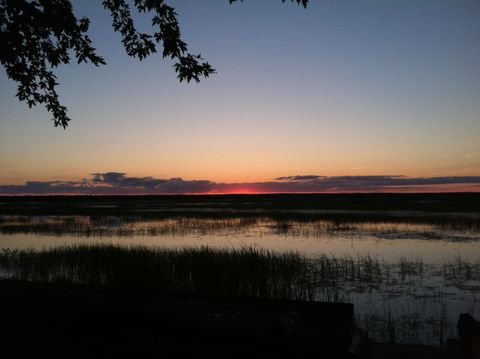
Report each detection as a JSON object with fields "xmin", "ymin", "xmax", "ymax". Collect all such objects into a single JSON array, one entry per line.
[{"xmin": 0, "ymin": 0, "xmax": 308, "ymax": 128}]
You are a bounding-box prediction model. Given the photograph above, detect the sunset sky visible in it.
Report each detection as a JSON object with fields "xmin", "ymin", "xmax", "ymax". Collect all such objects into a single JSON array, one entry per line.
[{"xmin": 1, "ymin": 0, "xmax": 480, "ymax": 194}]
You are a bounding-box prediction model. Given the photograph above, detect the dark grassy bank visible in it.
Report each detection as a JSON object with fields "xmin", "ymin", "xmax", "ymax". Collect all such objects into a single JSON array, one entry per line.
[
  {"xmin": 1, "ymin": 279, "xmax": 448, "ymax": 358},
  {"xmin": 0, "ymin": 244, "xmax": 357, "ymax": 356},
  {"xmin": 0, "ymin": 279, "xmax": 355, "ymax": 357}
]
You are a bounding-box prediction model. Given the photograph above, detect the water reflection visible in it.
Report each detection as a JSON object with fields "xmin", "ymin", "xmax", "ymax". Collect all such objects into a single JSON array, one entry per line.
[{"xmin": 1, "ymin": 215, "xmax": 479, "ymax": 262}]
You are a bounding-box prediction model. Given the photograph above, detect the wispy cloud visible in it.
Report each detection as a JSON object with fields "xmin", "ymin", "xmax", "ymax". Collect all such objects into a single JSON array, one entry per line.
[
  {"xmin": 1, "ymin": 172, "xmax": 480, "ymax": 195},
  {"xmin": 274, "ymin": 175, "xmax": 325, "ymax": 181}
]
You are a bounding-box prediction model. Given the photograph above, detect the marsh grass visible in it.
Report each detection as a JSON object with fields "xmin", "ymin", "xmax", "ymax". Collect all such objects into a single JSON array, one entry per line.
[
  {"xmin": 0, "ymin": 244, "xmax": 452, "ymax": 298},
  {"xmin": 357, "ymin": 295, "xmax": 460, "ymax": 347},
  {"xmin": 1, "ymin": 214, "xmax": 479, "ymax": 238},
  {"xmin": 0, "ymin": 216, "xmax": 261, "ymax": 237},
  {"xmin": 442, "ymin": 254, "xmax": 480, "ymax": 282},
  {"xmin": 0, "ymin": 245, "xmax": 400, "ymax": 304},
  {"xmin": 361, "ymin": 310, "xmax": 432, "ymax": 345},
  {"xmin": 0, "ymin": 245, "xmax": 319, "ymax": 300},
  {"xmin": 397, "ymin": 256, "xmax": 424, "ymax": 280},
  {"xmin": 309, "ymin": 253, "xmax": 383, "ymax": 286}
]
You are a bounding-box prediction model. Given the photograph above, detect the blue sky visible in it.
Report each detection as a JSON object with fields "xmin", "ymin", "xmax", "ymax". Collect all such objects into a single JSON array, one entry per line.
[{"xmin": 1, "ymin": 0, "xmax": 479, "ymax": 192}]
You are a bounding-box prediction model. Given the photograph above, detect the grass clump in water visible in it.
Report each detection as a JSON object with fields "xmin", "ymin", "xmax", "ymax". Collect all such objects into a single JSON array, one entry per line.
[
  {"xmin": 0, "ymin": 245, "xmax": 315, "ymax": 300},
  {"xmin": 442, "ymin": 254, "xmax": 480, "ymax": 283},
  {"xmin": 397, "ymin": 256, "xmax": 424, "ymax": 280}
]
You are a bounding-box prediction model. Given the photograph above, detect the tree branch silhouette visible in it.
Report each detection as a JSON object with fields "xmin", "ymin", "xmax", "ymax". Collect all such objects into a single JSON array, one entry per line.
[{"xmin": 1, "ymin": 0, "xmax": 308, "ymax": 128}]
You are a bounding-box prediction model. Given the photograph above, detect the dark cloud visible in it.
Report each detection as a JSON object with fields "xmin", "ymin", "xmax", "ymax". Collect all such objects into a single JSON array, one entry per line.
[
  {"xmin": 89, "ymin": 172, "xmax": 216, "ymax": 194},
  {"xmin": 91, "ymin": 172, "xmax": 168, "ymax": 189},
  {"xmin": 268, "ymin": 175, "xmax": 480, "ymax": 192},
  {"xmin": 1, "ymin": 173, "xmax": 480, "ymax": 195},
  {"xmin": 0, "ymin": 180, "xmax": 91, "ymax": 195}
]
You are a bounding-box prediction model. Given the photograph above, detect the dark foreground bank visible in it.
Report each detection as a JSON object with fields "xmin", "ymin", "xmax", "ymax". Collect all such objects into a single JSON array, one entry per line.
[
  {"xmin": 1, "ymin": 280, "xmax": 462, "ymax": 358},
  {"xmin": 0, "ymin": 280, "xmax": 354, "ymax": 357}
]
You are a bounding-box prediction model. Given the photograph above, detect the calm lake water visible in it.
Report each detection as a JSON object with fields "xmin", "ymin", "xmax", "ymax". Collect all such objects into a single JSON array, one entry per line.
[
  {"xmin": 1, "ymin": 215, "xmax": 479, "ymax": 261},
  {"xmin": 1, "ymin": 213, "xmax": 479, "ymax": 346}
]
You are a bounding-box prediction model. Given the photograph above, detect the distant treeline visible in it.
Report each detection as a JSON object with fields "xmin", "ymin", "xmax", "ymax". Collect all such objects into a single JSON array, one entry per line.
[{"xmin": 1, "ymin": 193, "xmax": 480, "ymax": 216}]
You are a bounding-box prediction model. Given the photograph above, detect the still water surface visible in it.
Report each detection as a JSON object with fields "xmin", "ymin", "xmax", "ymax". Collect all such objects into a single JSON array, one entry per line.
[
  {"xmin": 1, "ymin": 216, "xmax": 479, "ymax": 262},
  {"xmin": 1, "ymin": 214, "xmax": 479, "ymax": 345}
]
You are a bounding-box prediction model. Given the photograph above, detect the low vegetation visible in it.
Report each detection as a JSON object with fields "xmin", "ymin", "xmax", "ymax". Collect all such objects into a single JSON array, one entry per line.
[
  {"xmin": 0, "ymin": 245, "xmax": 316, "ymax": 300},
  {"xmin": 1, "ymin": 245, "xmax": 477, "ymax": 296},
  {"xmin": 1, "ymin": 214, "xmax": 479, "ymax": 239}
]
